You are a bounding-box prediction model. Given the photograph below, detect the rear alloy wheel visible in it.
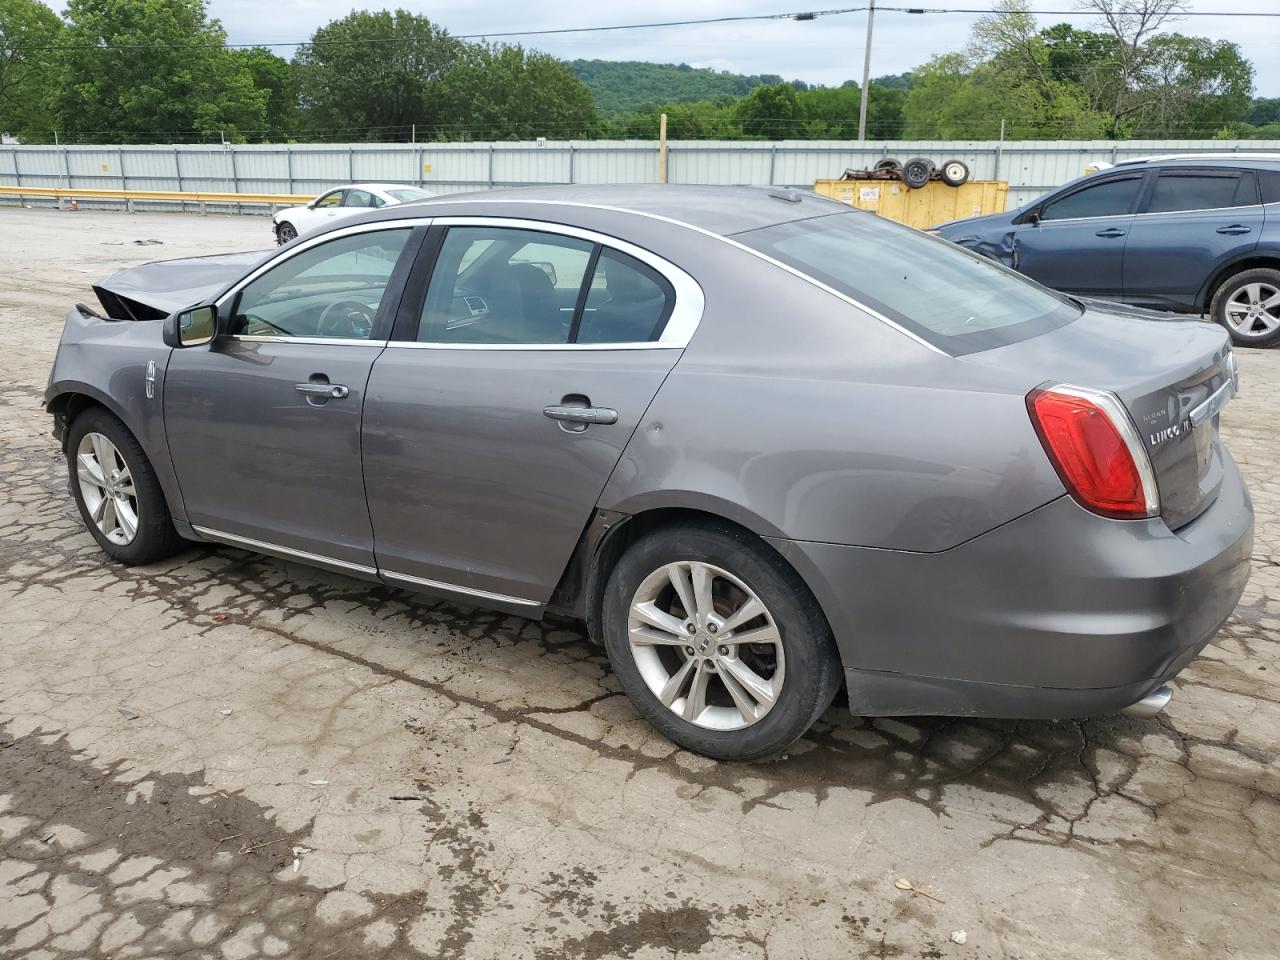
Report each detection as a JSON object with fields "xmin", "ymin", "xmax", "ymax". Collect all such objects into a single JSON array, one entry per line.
[
  {"xmin": 67, "ymin": 407, "xmax": 183, "ymax": 565},
  {"xmin": 276, "ymin": 221, "xmax": 298, "ymax": 245},
  {"xmin": 602, "ymin": 523, "xmax": 841, "ymax": 761},
  {"xmin": 1211, "ymin": 268, "xmax": 1280, "ymax": 347}
]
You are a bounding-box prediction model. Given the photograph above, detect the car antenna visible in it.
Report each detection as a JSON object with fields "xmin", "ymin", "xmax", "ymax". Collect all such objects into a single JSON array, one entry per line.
[{"xmin": 767, "ymin": 188, "xmax": 803, "ymax": 203}]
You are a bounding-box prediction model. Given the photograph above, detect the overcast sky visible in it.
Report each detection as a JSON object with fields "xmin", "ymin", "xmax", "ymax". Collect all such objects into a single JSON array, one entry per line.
[{"xmin": 64, "ymin": 0, "xmax": 1280, "ymax": 96}]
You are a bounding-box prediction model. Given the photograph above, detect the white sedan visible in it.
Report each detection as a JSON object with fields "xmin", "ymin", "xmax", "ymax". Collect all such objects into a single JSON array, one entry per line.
[{"xmin": 272, "ymin": 183, "xmax": 436, "ymax": 244}]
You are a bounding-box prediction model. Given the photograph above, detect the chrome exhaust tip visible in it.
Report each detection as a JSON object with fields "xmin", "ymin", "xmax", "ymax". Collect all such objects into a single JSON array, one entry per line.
[{"xmin": 1121, "ymin": 685, "xmax": 1172, "ymax": 719}]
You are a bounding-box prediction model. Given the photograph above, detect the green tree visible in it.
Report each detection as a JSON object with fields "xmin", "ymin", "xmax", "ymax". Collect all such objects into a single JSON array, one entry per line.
[
  {"xmin": 293, "ymin": 10, "xmax": 462, "ymax": 141},
  {"xmin": 52, "ymin": 0, "xmax": 266, "ymax": 142},
  {"xmin": 1126, "ymin": 34, "xmax": 1254, "ymax": 136},
  {"xmin": 734, "ymin": 82, "xmax": 801, "ymax": 139},
  {"xmin": 232, "ymin": 46, "xmax": 296, "ymax": 141},
  {"xmin": 0, "ymin": 0, "xmax": 63, "ymax": 137},
  {"xmin": 440, "ymin": 44, "xmax": 598, "ymax": 140}
]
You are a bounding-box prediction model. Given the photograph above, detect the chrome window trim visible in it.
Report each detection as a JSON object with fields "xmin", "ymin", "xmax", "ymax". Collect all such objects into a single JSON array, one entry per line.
[
  {"xmin": 214, "ymin": 218, "xmax": 433, "ymax": 310},
  {"xmin": 1131, "ymin": 204, "xmax": 1262, "ymax": 220},
  {"xmin": 227, "ymin": 335, "xmax": 387, "ymax": 347},
  {"xmin": 409, "ymin": 215, "xmax": 704, "ymax": 349},
  {"xmin": 381, "ymin": 570, "xmax": 541, "ymax": 608},
  {"xmin": 191, "ymin": 525, "xmax": 378, "ymax": 576},
  {"xmin": 420, "ymin": 199, "xmax": 948, "ymax": 356}
]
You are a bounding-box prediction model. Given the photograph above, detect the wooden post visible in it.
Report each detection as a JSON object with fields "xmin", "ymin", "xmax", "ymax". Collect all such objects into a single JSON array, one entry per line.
[{"xmin": 658, "ymin": 112, "xmax": 668, "ymax": 184}]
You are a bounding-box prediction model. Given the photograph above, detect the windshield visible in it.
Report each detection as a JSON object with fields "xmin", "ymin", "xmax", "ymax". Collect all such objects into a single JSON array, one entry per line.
[
  {"xmin": 386, "ymin": 188, "xmax": 434, "ymax": 203},
  {"xmin": 736, "ymin": 212, "xmax": 1079, "ymax": 354}
]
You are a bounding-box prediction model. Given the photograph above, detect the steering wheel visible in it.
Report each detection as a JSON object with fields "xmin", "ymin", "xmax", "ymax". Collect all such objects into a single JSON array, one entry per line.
[{"xmin": 317, "ymin": 300, "xmax": 375, "ymax": 339}]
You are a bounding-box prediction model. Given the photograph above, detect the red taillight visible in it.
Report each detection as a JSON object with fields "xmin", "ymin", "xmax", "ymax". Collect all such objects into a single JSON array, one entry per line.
[{"xmin": 1027, "ymin": 385, "xmax": 1158, "ymax": 520}]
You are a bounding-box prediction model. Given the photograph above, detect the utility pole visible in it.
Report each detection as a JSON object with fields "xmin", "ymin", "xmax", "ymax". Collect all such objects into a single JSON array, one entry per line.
[{"xmin": 857, "ymin": 0, "xmax": 876, "ymax": 141}]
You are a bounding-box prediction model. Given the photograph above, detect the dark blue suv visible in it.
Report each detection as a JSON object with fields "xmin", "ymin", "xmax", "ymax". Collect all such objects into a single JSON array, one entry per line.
[{"xmin": 935, "ymin": 155, "xmax": 1280, "ymax": 346}]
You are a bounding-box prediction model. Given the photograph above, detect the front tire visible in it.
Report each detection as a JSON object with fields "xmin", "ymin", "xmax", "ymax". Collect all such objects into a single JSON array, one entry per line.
[
  {"xmin": 67, "ymin": 408, "xmax": 183, "ymax": 565},
  {"xmin": 276, "ymin": 221, "xmax": 298, "ymax": 245},
  {"xmin": 602, "ymin": 522, "xmax": 841, "ymax": 761},
  {"xmin": 1211, "ymin": 267, "xmax": 1280, "ymax": 347}
]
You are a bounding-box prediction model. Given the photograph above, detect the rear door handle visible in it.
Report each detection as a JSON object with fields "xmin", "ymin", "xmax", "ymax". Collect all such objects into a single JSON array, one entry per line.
[
  {"xmin": 1095, "ymin": 227, "xmax": 1126, "ymax": 238},
  {"xmin": 295, "ymin": 382, "xmax": 349, "ymax": 399},
  {"xmin": 543, "ymin": 404, "xmax": 618, "ymax": 425},
  {"xmin": 1216, "ymin": 224, "xmax": 1252, "ymax": 235}
]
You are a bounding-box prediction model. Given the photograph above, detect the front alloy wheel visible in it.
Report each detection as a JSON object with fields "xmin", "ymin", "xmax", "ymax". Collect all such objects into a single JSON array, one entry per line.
[
  {"xmin": 628, "ymin": 560, "xmax": 784, "ymax": 731},
  {"xmin": 76, "ymin": 432, "xmax": 139, "ymax": 545}
]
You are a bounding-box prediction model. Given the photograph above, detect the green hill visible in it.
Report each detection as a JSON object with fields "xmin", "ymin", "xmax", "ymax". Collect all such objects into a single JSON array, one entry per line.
[{"xmin": 568, "ymin": 60, "xmax": 787, "ymax": 115}]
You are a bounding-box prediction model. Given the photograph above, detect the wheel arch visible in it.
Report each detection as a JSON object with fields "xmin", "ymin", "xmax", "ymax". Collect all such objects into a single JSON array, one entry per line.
[
  {"xmin": 47, "ymin": 383, "xmax": 132, "ymax": 452},
  {"xmin": 1200, "ymin": 252, "xmax": 1280, "ymax": 314}
]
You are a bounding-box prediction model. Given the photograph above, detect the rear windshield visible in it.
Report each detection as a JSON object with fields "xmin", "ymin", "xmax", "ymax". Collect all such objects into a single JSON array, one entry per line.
[
  {"xmin": 386, "ymin": 188, "xmax": 434, "ymax": 203},
  {"xmin": 736, "ymin": 212, "xmax": 1079, "ymax": 354}
]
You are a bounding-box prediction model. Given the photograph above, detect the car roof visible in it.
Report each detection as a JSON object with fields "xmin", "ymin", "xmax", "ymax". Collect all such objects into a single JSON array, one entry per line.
[
  {"xmin": 1113, "ymin": 153, "xmax": 1280, "ymax": 171},
  {"xmin": 368, "ymin": 184, "xmax": 851, "ymax": 237}
]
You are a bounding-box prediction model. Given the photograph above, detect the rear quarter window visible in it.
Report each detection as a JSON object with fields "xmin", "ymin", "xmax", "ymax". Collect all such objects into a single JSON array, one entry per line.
[{"xmin": 736, "ymin": 212, "xmax": 1079, "ymax": 355}]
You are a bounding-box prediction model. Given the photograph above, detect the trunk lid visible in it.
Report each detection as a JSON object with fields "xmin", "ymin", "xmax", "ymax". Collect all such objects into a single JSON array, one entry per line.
[
  {"xmin": 93, "ymin": 250, "xmax": 269, "ymax": 320},
  {"xmin": 968, "ymin": 305, "xmax": 1236, "ymax": 530}
]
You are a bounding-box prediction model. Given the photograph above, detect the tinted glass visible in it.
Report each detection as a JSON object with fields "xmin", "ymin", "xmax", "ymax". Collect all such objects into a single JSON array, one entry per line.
[
  {"xmin": 387, "ymin": 188, "xmax": 434, "ymax": 202},
  {"xmin": 344, "ymin": 188, "xmax": 375, "ymax": 208},
  {"xmin": 314, "ymin": 191, "xmax": 343, "ymax": 209},
  {"xmin": 576, "ymin": 250, "xmax": 673, "ymax": 344},
  {"xmin": 738, "ymin": 212, "xmax": 1078, "ymax": 354},
  {"xmin": 1041, "ymin": 177, "xmax": 1142, "ymax": 221},
  {"xmin": 419, "ymin": 227, "xmax": 593, "ymax": 344},
  {"xmin": 1146, "ymin": 172, "xmax": 1256, "ymax": 213},
  {"xmin": 231, "ymin": 229, "xmax": 411, "ymax": 340}
]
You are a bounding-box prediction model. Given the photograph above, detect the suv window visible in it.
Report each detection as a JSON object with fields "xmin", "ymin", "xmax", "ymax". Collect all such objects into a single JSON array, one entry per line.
[
  {"xmin": 738, "ymin": 212, "xmax": 1078, "ymax": 355},
  {"xmin": 1145, "ymin": 171, "xmax": 1257, "ymax": 213},
  {"xmin": 418, "ymin": 227, "xmax": 675, "ymax": 345},
  {"xmin": 1040, "ymin": 176, "xmax": 1142, "ymax": 221},
  {"xmin": 1260, "ymin": 170, "xmax": 1280, "ymax": 205},
  {"xmin": 344, "ymin": 188, "xmax": 375, "ymax": 208},
  {"xmin": 231, "ymin": 229, "xmax": 412, "ymax": 340},
  {"xmin": 314, "ymin": 191, "xmax": 344, "ymax": 209}
]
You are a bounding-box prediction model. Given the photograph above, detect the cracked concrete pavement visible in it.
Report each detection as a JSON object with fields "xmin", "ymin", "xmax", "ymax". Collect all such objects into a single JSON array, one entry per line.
[{"xmin": 1, "ymin": 207, "xmax": 1278, "ymax": 960}]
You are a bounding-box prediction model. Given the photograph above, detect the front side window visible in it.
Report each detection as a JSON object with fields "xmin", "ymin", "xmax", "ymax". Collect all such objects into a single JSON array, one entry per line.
[
  {"xmin": 1040, "ymin": 177, "xmax": 1143, "ymax": 221},
  {"xmin": 314, "ymin": 190, "xmax": 344, "ymax": 209},
  {"xmin": 737, "ymin": 212, "xmax": 1078, "ymax": 354},
  {"xmin": 230, "ymin": 229, "xmax": 412, "ymax": 341},
  {"xmin": 344, "ymin": 188, "xmax": 375, "ymax": 208},
  {"xmin": 1145, "ymin": 171, "xmax": 1257, "ymax": 213}
]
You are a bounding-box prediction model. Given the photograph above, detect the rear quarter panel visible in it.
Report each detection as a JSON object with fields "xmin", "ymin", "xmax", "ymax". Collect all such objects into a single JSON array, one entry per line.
[{"xmin": 597, "ymin": 241, "xmax": 1066, "ymax": 553}]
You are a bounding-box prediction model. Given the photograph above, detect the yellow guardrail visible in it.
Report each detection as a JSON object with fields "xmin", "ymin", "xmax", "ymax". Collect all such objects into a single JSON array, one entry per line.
[{"xmin": 0, "ymin": 185, "xmax": 312, "ymax": 206}]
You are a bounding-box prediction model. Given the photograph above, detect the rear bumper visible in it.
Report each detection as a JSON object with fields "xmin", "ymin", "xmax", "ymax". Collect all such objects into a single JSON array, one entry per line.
[{"xmin": 768, "ymin": 452, "xmax": 1253, "ymax": 718}]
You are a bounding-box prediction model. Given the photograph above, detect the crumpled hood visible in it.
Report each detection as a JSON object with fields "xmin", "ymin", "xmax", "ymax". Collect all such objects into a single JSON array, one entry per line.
[{"xmin": 93, "ymin": 249, "xmax": 270, "ymax": 320}]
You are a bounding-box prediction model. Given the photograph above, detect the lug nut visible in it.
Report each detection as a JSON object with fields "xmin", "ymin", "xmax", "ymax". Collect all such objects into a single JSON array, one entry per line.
[
  {"xmin": 718, "ymin": 646, "xmax": 728, "ymax": 656},
  {"xmin": 706, "ymin": 622, "xmax": 717, "ymax": 634},
  {"xmin": 685, "ymin": 622, "xmax": 697, "ymax": 634},
  {"xmin": 684, "ymin": 646, "xmax": 695, "ymax": 656}
]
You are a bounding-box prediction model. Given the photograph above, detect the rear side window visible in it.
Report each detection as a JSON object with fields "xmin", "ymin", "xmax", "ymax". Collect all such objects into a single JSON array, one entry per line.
[
  {"xmin": 576, "ymin": 251, "xmax": 674, "ymax": 344},
  {"xmin": 1145, "ymin": 171, "xmax": 1257, "ymax": 213},
  {"xmin": 737, "ymin": 212, "xmax": 1078, "ymax": 355},
  {"xmin": 1260, "ymin": 170, "xmax": 1280, "ymax": 205},
  {"xmin": 1040, "ymin": 177, "xmax": 1142, "ymax": 221}
]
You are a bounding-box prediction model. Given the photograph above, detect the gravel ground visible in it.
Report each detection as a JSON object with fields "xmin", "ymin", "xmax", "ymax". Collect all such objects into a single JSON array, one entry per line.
[{"xmin": 1, "ymin": 207, "xmax": 1278, "ymax": 960}]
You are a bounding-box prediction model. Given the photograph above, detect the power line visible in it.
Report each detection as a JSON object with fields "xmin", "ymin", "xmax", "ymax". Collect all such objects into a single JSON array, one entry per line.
[{"xmin": 20, "ymin": 5, "xmax": 1280, "ymax": 54}]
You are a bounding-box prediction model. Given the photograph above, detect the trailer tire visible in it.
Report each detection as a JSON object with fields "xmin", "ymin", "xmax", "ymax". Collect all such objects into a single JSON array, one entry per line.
[
  {"xmin": 902, "ymin": 157, "xmax": 934, "ymax": 189},
  {"xmin": 940, "ymin": 159, "xmax": 970, "ymax": 187}
]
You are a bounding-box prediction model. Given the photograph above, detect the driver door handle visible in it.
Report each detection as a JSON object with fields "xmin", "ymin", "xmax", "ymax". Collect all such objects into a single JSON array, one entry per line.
[
  {"xmin": 296, "ymin": 382, "xmax": 349, "ymax": 399},
  {"xmin": 1095, "ymin": 227, "xmax": 1126, "ymax": 238},
  {"xmin": 543, "ymin": 404, "xmax": 618, "ymax": 425},
  {"xmin": 1216, "ymin": 224, "xmax": 1252, "ymax": 235}
]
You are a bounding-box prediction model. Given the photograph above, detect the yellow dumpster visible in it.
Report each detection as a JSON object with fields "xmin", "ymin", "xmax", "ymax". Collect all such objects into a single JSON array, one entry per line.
[{"xmin": 813, "ymin": 178, "xmax": 1008, "ymax": 230}]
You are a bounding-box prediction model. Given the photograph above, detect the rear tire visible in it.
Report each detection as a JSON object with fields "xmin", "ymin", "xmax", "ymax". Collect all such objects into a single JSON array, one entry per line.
[
  {"xmin": 1210, "ymin": 267, "xmax": 1280, "ymax": 347},
  {"xmin": 602, "ymin": 522, "xmax": 842, "ymax": 761},
  {"xmin": 67, "ymin": 407, "xmax": 183, "ymax": 565},
  {"xmin": 902, "ymin": 157, "xmax": 935, "ymax": 189}
]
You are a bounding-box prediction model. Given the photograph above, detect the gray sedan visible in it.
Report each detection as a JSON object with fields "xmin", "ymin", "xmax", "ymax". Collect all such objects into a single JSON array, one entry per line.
[{"xmin": 46, "ymin": 185, "xmax": 1253, "ymax": 760}]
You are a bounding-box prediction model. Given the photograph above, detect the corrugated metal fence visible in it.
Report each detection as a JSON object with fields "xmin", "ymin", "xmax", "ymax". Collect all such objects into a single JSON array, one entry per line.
[{"xmin": 3, "ymin": 139, "xmax": 1279, "ymax": 212}]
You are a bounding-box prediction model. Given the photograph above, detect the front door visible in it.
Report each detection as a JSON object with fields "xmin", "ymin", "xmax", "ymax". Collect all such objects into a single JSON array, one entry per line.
[
  {"xmin": 1012, "ymin": 171, "xmax": 1147, "ymax": 300},
  {"xmin": 362, "ymin": 222, "xmax": 695, "ymax": 608},
  {"xmin": 165, "ymin": 225, "xmax": 419, "ymax": 570}
]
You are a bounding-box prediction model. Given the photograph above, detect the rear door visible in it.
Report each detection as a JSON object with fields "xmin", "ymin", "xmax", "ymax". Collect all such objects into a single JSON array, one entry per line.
[
  {"xmin": 361, "ymin": 219, "xmax": 701, "ymax": 609},
  {"xmin": 1012, "ymin": 171, "xmax": 1147, "ymax": 299},
  {"xmin": 1123, "ymin": 167, "xmax": 1263, "ymax": 311}
]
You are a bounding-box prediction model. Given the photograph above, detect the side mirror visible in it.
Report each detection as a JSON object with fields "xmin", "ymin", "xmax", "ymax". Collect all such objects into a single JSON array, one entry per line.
[
  {"xmin": 164, "ymin": 305, "xmax": 217, "ymax": 348},
  {"xmin": 1027, "ymin": 211, "xmax": 1042, "ymax": 225}
]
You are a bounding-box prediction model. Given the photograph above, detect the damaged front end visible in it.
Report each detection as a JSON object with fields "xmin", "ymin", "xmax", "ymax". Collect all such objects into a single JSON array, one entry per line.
[{"xmin": 91, "ymin": 249, "xmax": 268, "ymax": 320}]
